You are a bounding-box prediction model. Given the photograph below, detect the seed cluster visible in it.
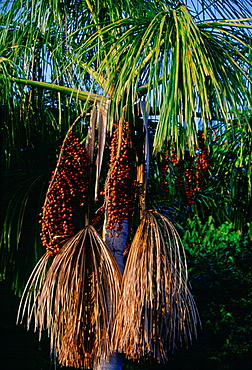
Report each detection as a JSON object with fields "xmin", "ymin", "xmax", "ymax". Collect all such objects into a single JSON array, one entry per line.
[
  {"xmin": 161, "ymin": 131, "xmax": 210, "ymax": 204},
  {"xmin": 195, "ymin": 130, "xmax": 210, "ymax": 184},
  {"xmin": 161, "ymin": 150, "xmax": 169, "ymax": 199},
  {"xmin": 105, "ymin": 122, "xmax": 136, "ymax": 237},
  {"xmin": 184, "ymin": 154, "xmax": 196, "ymax": 203},
  {"xmin": 39, "ymin": 132, "xmax": 89, "ymax": 256}
]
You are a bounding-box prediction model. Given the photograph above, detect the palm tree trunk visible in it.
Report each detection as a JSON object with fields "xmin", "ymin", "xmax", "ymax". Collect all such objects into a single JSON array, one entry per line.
[
  {"xmin": 96, "ymin": 353, "xmax": 123, "ymax": 370},
  {"xmin": 105, "ymin": 220, "xmax": 128, "ymax": 274},
  {"xmin": 95, "ymin": 221, "xmax": 128, "ymax": 370}
]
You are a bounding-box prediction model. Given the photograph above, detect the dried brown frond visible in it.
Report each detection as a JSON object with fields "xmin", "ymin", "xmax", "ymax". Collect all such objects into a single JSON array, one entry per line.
[
  {"xmin": 18, "ymin": 226, "xmax": 122, "ymax": 369},
  {"xmin": 16, "ymin": 252, "xmax": 51, "ymax": 327},
  {"xmin": 112, "ymin": 210, "xmax": 200, "ymax": 362}
]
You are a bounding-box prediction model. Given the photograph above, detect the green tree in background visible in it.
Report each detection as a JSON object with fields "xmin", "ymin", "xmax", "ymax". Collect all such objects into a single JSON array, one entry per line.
[{"xmin": 0, "ymin": 1, "xmax": 251, "ymax": 369}]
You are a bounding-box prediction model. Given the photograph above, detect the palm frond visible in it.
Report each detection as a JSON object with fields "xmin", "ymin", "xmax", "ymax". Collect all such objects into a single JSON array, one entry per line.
[
  {"xmin": 0, "ymin": 170, "xmax": 47, "ymax": 294},
  {"xmin": 16, "ymin": 252, "xmax": 51, "ymax": 326},
  {"xmin": 188, "ymin": 0, "xmax": 252, "ymax": 21},
  {"xmin": 1, "ymin": 76, "xmax": 105, "ymax": 104},
  {"xmin": 76, "ymin": 5, "xmax": 251, "ymax": 154},
  {"xmin": 112, "ymin": 210, "xmax": 200, "ymax": 362},
  {"xmin": 94, "ymin": 102, "xmax": 109, "ymax": 200},
  {"xmin": 17, "ymin": 226, "xmax": 122, "ymax": 369}
]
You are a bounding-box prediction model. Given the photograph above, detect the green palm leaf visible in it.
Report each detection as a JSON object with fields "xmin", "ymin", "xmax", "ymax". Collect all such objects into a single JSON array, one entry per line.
[
  {"xmin": 2, "ymin": 76, "xmax": 106, "ymax": 104},
  {"xmin": 76, "ymin": 5, "xmax": 251, "ymax": 154},
  {"xmin": 0, "ymin": 170, "xmax": 47, "ymax": 294}
]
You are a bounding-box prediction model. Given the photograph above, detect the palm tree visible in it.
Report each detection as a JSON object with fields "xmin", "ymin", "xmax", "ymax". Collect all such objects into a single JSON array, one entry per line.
[{"xmin": 1, "ymin": 0, "xmax": 251, "ymax": 369}]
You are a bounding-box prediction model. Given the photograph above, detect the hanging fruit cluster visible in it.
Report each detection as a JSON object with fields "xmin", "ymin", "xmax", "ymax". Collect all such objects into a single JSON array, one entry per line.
[
  {"xmin": 161, "ymin": 131, "xmax": 210, "ymax": 204},
  {"xmin": 160, "ymin": 150, "xmax": 169, "ymax": 199},
  {"xmin": 195, "ymin": 130, "xmax": 210, "ymax": 191},
  {"xmin": 184, "ymin": 152, "xmax": 196, "ymax": 203},
  {"xmin": 39, "ymin": 132, "xmax": 89, "ymax": 256},
  {"xmin": 161, "ymin": 147, "xmax": 182, "ymax": 199},
  {"xmin": 105, "ymin": 122, "xmax": 136, "ymax": 237}
]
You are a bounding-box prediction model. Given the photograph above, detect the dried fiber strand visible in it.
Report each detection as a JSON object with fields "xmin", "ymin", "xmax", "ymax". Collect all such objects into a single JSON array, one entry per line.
[
  {"xmin": 16, "ymin": 252, "xmax": 51, "ymax": 328},
  {"xmin": 18, "ymin": 226, "xmax": 122, "ymax": 369},
  {"xmin": 112, "ymin": 210, "xmax": 200, "ymax": 362}
]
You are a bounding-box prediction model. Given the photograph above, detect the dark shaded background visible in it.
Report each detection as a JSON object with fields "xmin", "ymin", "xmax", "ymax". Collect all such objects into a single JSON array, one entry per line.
[{"xmin": 1, "ymin": 275, "xmax": 251, "ymax": 370}]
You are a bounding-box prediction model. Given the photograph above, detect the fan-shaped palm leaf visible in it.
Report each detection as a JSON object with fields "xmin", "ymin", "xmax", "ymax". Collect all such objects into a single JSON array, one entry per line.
[
  {"xmin": 17, "ymin": 226, "xmax": 122, "ymax": 369},
  {"xmin": 112, "ymin": 210, "xmax": 200, "ymax": 362}
]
